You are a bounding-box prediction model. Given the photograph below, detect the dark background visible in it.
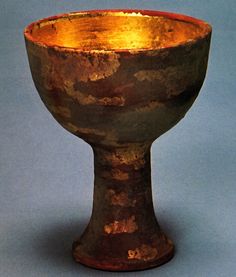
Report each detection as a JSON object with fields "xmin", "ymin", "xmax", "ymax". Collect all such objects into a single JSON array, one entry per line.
[{"xmin": 1, "ymin": 1, "xmax": 235, "ymax": 276}]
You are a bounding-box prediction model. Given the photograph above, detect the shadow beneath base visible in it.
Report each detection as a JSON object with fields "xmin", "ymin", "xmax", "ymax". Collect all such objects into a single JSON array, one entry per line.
[
  {"xmin": 34, "ymin": 218, "xmax": 88, "ymax": 270},
  {"xmin": 30, "ymin": 205, "xmax": 222, "ymax": 275},
  {"xmin": 33, "ymin": 212, "xmax": 183, "ymax": 272}
]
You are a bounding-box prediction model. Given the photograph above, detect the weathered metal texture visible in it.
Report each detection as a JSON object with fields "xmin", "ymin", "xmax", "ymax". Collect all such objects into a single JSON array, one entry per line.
[
  {"xmin": 24, "ymin": 10, "xmax": 211, "ymax": 271},
  {"xmin": 72, "ymin": 144, "xmax": 174, "ymax": 270}
]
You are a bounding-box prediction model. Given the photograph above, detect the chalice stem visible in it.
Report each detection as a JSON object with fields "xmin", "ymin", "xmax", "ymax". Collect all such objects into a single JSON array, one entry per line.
[{"xmin": 73, "ymin": 143, "xmax": 174, "ymax": 271}]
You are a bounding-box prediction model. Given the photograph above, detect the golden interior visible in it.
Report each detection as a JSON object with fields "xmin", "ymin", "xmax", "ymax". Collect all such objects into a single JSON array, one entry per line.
[{"xmin": 28, "ymin": 11, "xmax": 209, "ymax": 51}]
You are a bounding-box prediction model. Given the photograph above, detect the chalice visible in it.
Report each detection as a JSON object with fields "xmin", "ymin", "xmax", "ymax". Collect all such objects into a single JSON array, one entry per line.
[{"xmin": 24, "ymin": 10, "xmax": 211, "ymax": 271}]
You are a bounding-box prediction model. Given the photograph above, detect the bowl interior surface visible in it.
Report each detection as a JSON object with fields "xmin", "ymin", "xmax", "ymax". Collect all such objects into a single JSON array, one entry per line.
[{"xmin": 25, "ymin": 10, "xmax": 210, "ymax": 51}]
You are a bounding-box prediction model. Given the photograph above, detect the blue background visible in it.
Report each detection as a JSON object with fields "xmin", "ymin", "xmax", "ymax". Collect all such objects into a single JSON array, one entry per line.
[{"xmin": 1, "ymin": 1, "xmax": 235, "ymax": 276}]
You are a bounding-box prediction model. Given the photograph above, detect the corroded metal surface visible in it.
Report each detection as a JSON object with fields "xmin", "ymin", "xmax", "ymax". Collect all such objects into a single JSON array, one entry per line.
[{"xmin": 24, "ymin": 9, "xmax": 211, "ymax": 271}]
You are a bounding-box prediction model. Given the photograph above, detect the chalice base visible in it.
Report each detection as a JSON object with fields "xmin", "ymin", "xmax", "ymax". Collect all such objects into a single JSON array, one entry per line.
[{"xmin": 73, "ymin": 232, "xmax": 174, "ymax": 271}]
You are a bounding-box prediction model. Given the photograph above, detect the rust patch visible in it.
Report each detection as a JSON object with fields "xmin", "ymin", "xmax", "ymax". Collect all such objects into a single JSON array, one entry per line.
[
  {"xmin": 134, "ymin": 68, "xmax": 174, "ymax": 82},
  {"xmin": 134, "ymin": 65, "xmax": 200, "ymax": 97},
  {"xmin": 100, "ymin": 145, "xmax": 147, "ymax": 170},
  {"xmin": 64, "ymin": 81, "xmax": 125, "ymax": 106},
  {"xmin": 128, "ymin": 244, "xmax": 158, "ymax": 261},
  {"xmin": 107, "ymin": 189, "xmax": 136, "ymax": 207},
  {"xmin": 61, "ymin": 122, "xmax": 118, "ymax": 145},
  {"xmin": 134, "ymin": 100, "xmax": 165, "ymax": 113},
  {"xmin": 69, "ymin": 52, "xmax": 120, "ymax": 82},
  {"xmin": 49, "ymin": 105, "xmax": 71, "ymax": 118},
  {"xmin": 97, "ymin": 96, "xmax": 125, "ymax": 106},
  {"xmin": 75, "ymin": 127, "xmax": 106, "ymax": 136},
  {"xmin": 61, "ymin": 122, "xmax": 105, "ymax": 136},
  {"xmin": 102, "ymin": 168, "xmax": 129, "ymax": 181},
  {"xmin": 104, "ymin": 215, "xmax": 138, "ymax": 234},
  {"xmin": 44, "ymin": 51, "xmax": 121, "ymax": 83}
]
